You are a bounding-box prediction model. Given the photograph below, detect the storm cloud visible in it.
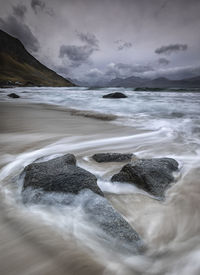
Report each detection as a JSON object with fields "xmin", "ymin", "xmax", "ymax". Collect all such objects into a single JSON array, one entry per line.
[
  {"xmin": 158, "ymin": 58, "xmax": 170, "ymax": 65},
  {"xmin": 31, "ymin": 0, "xmax": 54, "ymax": 16},
  {"xmin": 155, "ymin": 44, "xmax": 188, "ymax": 55},
  {"xmin": 0, "ymin": 15, "xmax": 39, "ymax": 52},
  {"xmin": 59, "ymin": 45, "xmax": 94, "ymax": 67},
  {"xmin": 59, "ymin": 32, "xmax": 99, "ymax": 67},
  {"xmin": 1, "ymin": 0, "xmax": 200, "ymax": 84},
  {"xmin": 76, "ymin": 32, "xmax": 99, "ymax": 49},
  {"xmin": 12, "ymin": 4, "xmax": 27, "ymax": 19}
]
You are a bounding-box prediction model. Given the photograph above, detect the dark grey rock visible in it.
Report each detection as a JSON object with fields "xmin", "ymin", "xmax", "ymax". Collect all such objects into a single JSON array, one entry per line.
[
  {"xmin": 21, "ymin": 154, "xmax": 145, "ymax": 254},
  {"xmin": 111, "ymin": 158, "xmax": 179, "ymax": 197},
  {"xmin": 82, "ymin": 191, "xmax": 145, "ymax": 254},
  {"xmin": 92, "ymin": 153, "xmax": 133, "ymax": 163},
  {"xmin": 22, "ymin": 154, "xmax": 104, "ymax": 199},
  {"xmin": 8, "ymin": 93, "xmax": 20, "ymax": 98},
  {"xmin": 102, "ymin": 92, "xmax": 127, "ymax": 98}
]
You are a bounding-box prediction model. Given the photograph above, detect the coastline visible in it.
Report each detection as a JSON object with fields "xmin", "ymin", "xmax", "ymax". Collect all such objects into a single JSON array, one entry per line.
[
  {"xmin": 0, "ymin": 101, "xmax": 135, "ymax": 275},
  {"xmin": 0, "ymin": 101, "xmax": 137, "ymax": 163}
]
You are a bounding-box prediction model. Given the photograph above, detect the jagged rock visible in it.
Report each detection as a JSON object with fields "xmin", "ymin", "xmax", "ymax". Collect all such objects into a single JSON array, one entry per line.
[
  {"xmin": 92, "ymin": 153, "xmax": 133, "ymax": 163},
  {"xmin": 22, "ymin": 154, "xmax": 104, "ymax": 200},
  {"xmin": 8, "ymin": 93, "xmax": 20, "ymax": 98},
  {"xmin": 111, "ymin": 158, "xmax": 179, "ymax": 197},
  {"xmin": 102, "ymin": 92, "xmax": 127, "ymax": 98}
]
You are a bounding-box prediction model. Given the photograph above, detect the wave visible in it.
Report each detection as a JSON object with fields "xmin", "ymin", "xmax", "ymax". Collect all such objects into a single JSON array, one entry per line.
[{"xmin": 69, "ymin": 108, "xmax": 117, "ymax": 121}]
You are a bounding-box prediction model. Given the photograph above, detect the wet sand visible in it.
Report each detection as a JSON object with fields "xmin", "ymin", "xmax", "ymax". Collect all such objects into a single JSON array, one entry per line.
[
  {"xmin": 0, "ymin": 102, "xmax": 136, "ymax": 155},
  {"xmin": 0, "ymin": 102, "xmax": 135, "ymax": 275},
  {"xmin": 1, "ymin": 102, "xmax": 200, "ymax": 275}
]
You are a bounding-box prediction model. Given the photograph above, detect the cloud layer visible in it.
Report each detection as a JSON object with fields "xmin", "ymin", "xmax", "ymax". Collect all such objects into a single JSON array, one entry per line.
[
  {"xmin": 155, "ymin": 44, "xmax": 188, "ymax": 55},
  {"xmin": 0, "ymin": 0, "xmax": 200, "ymax": 84},
  {"xmin": 31, "ymin": 0, "xmax": 54, "ymax": 16},
  {"xmin": 59, "ymin": 32, "xmax": 99, "ymax": 67}
]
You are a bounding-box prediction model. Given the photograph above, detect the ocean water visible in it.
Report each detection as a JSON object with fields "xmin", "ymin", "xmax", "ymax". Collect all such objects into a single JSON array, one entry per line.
[{"xmin": 0, "ymin": 87, "xmax": 200, "ymax": 274}]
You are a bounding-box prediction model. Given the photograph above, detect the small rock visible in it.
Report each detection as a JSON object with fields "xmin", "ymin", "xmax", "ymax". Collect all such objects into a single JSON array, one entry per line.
[
  {"xmin": 111, "ymin": 158, "xmax": 179, "ymax": 197},
  {"xmin": 92, "ymin": 153, "xmax": 133, "ymax": 163},
  {"xmin": 102, "ymin": 92, "xmax": 127, "ymax": 98},
  {"xmin": 8, "ymin": 93, "xmax": 20, "ymax": 98}
]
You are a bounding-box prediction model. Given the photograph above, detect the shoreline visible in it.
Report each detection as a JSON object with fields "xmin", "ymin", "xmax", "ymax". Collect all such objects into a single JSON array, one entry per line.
[
  {"xmin": 0, "ymin": 101, "xmax": 138, "ymax": 159},
  {"xmin": 0, "ymin": 101, "xmax": 132, "ymax": 133}
]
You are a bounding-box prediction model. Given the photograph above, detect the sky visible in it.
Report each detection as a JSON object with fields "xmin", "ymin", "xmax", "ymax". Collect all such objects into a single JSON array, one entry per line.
[{"xmin": 0, "ymin": 0, "xmax": 200, "ymax": 84}]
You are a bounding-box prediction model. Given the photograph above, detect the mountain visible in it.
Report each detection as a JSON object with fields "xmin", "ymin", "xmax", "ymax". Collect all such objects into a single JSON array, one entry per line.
[
  {"xmin": 0, "ymin": 30, "xmax": 74, "ymax": 87},
  {"xmin": 107, "ymin": 75, "xmax": 200, "ymax": 88},
  {"xmin": 108, "ymin": 76, "xmax": 149, "ymax": 87}
]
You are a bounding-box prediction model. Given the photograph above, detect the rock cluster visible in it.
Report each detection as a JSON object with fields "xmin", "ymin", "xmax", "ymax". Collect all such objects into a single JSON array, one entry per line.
[{"xmin": 22, "ymin": 153, "xmax": 179, "ymax": 254}]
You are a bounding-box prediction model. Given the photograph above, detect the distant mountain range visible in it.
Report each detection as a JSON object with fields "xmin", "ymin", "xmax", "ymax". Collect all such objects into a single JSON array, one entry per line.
[
  {"xmin": 107, "ymin": 75, "xmax": 200, "ymax": 88},
  {"xmin": 71, "ymin": 75, "xmax": 200, "ymax": 88},
  {"xmin": 0, "ymin": 30, "xmax": 74, "ymax": 87}
]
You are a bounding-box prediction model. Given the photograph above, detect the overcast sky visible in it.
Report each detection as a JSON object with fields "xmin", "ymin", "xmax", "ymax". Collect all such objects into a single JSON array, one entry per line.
[{"xmin": 1, "ymin": 0, "xmax": 200, "ymax": 84}]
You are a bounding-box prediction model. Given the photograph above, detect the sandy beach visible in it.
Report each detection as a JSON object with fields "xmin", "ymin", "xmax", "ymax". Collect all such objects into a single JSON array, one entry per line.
[
  {"xmin": 0, "ymin": 99, "xmax": 200, "ymax": 275},
  {"xmin": 0, "ymin": 102, "xmax": 138, "ymax": 275}
]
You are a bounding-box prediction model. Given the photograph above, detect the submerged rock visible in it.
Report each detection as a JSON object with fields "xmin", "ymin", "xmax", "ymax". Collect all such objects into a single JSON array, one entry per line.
[
  {"xmin": 92, "ymin": 153, "xmax": 133, "ymax": 163},
  {"xmin": 23, "ymin": 154, "xmax": 104, "ymax": 199},
  {"xmin": 102, "ymin": 92, "xmax": 127, "ymax": 98},
  {"xmin": 111, "ymin": 158, "xmax": 179, "ymax": 197},
  {"xmin": 8, "ymin": 93, "xmax": 20, "ymax": 98},
  {"xmin": 82, "ymin": 191, "xmax": 144, "ymax": 254}
]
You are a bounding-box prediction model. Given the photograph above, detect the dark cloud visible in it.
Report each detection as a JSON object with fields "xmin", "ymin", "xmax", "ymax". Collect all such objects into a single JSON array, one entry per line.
[
  {"xmin": 155, "ymin": 44, "xmax": 188, "ymax": 55},
  {"xmin": 76, "ymin": 31, "xmax": 99, "ymax": 49},
  {"xmin": 59, "ymin": 45, "xmax": 94, "ymax": 67},
  {"xmin": 31, "ymin": 0, "xmax": 45, "ymax": 13},
  {"xmin": 115, "ymin": 40, "xmax": 132, "ymax": 51},
  {"xmin": 12, "ymin": 4, "xmax": 27, "ymax": 19},
  {"xmin": 0, "ymin": 0, "xmax": 198, "ymax": 84},
  {"xmin": 0, "ymin": 16, "xmax": 39, "ymax": 52},
  {"xmin": 106, "ymin": 62, "xmax": 154, "ymax": 78},
  {"xmin": 158, "ymin": 58, "xmax": 170, "ymax": 65},
  {"xmin": 31, "ymin": 0, "xmax": 54, "ymax": 16},
  {"xmin": 59, "ymin": 32, "xmax": 99, "ymax": 67}
]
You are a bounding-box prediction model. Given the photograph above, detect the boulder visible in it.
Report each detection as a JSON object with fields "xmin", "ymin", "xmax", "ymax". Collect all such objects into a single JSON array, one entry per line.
[
  {"xmin": 102, "ymin": 92, "xmax": 127, "ymax": 98},
  {"xmin": 8, "ymin": 93, "xmax": 20, "ymax": 98},
  {"xmin": 92, "ymin": 153, "xmax": 133, "ymax": 163},
  {"xmin": 22, "ymin": 154, "xmax": 104, "ymax": 200},
  {"xmin": 22, "ymin": 154, "xmax": 144, "ymax": 254},
  {"xmin": 111, "ymin": 158, "xmax": 179, "ymax": 197}
]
